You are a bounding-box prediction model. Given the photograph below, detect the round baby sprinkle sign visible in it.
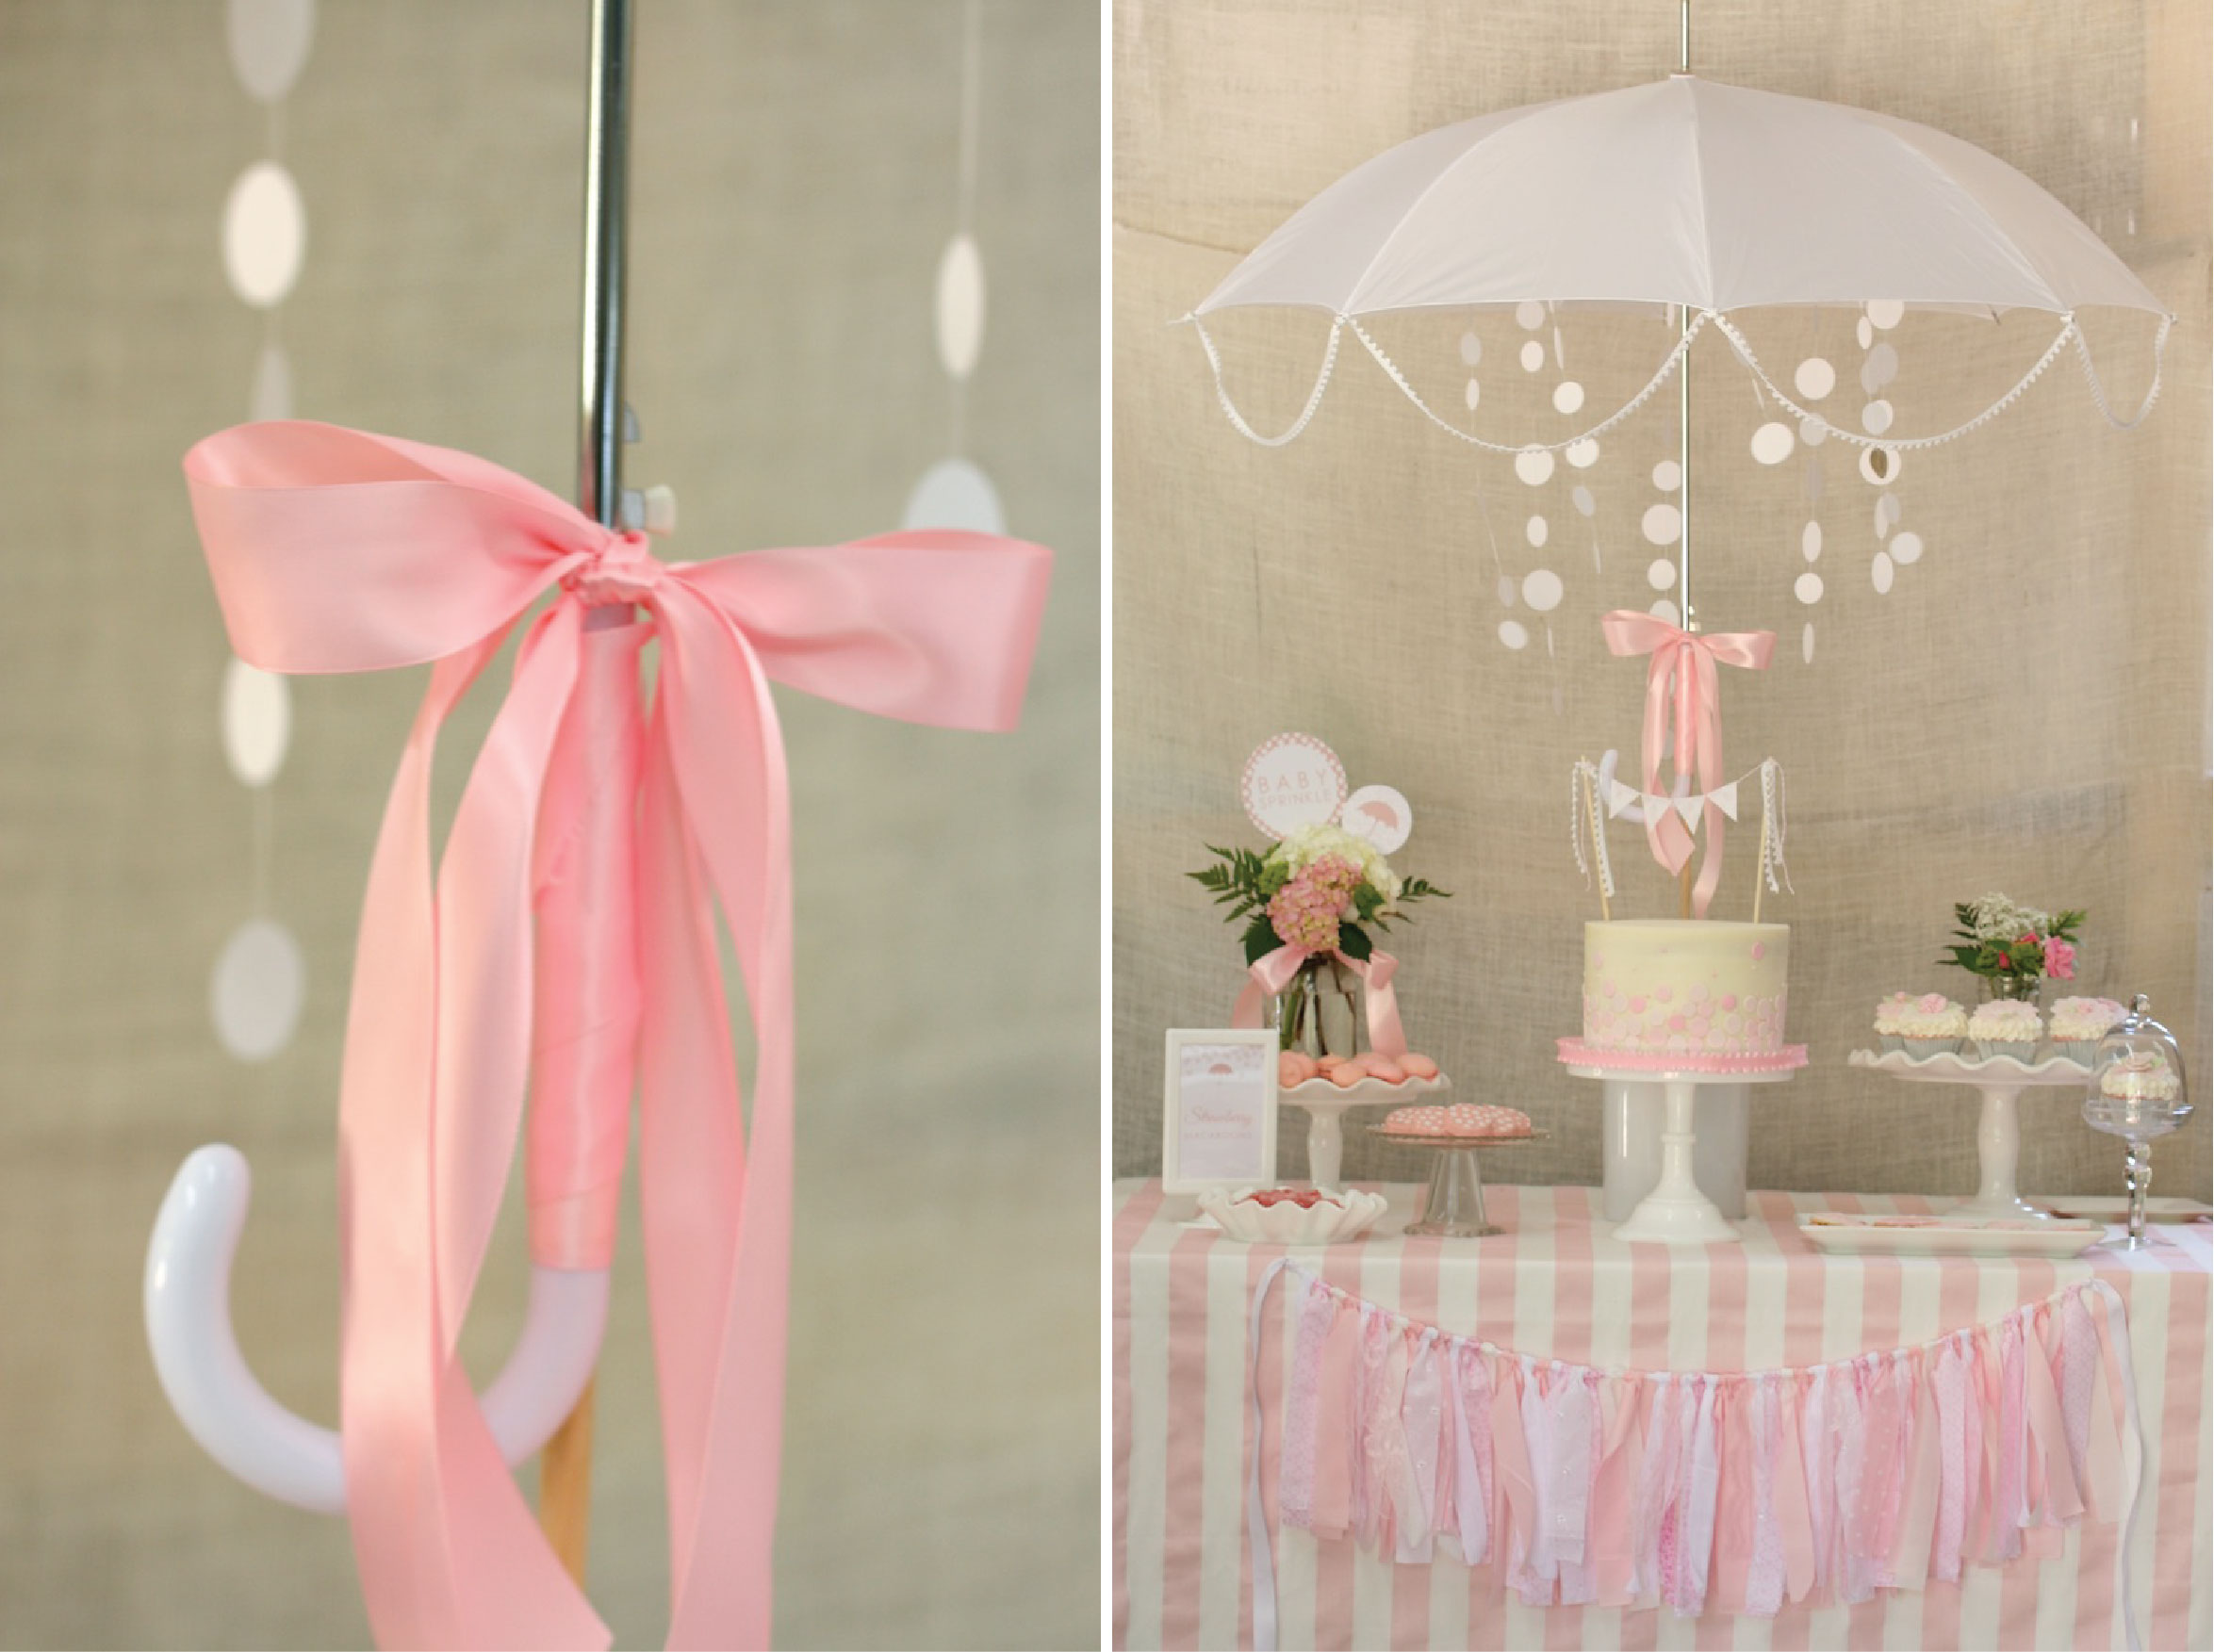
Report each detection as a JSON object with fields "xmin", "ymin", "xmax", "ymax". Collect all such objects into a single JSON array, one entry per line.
[
  {"xmin": 1241, "ymin": 733, "xmax": 1348, "ymax": 840},
  {"xmin": 1339, "ymin": 783, "xmax": 1414, "ymax": 854}
]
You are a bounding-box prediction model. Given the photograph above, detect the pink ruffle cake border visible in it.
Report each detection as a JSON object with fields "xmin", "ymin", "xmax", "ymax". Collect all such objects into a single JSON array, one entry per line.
[{"xmin": 1555, "ymin": 1037, "xmax": 1810, "ymax": 1074}]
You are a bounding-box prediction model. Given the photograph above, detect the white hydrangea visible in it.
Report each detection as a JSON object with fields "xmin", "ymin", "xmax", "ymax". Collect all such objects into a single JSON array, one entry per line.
[
  {"xmin": 1966, "ymin": 892, "xmax": 2052, "ymax": 941},
  {"xmin": 1268, "ymin": 822, "xmax": 1403, "ymax": 907}
]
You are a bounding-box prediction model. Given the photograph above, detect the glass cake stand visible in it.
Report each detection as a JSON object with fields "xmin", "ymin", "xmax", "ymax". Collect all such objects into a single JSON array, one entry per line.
[
  {"xmin": 1365, "ymin": 1123, "xmax": 1548, "ymax": 1237},
  {"xmin": 1846, "ymin": 1048, "xmax": 2092, "ymax": 1220},
  {"xmin": 1280, "ymin": 1073, "xmax": 1449, "ymax": 1187},
  {"xmin": 1560, "ymin": 1040, "xmax": 1808, "ymax": 1244}
]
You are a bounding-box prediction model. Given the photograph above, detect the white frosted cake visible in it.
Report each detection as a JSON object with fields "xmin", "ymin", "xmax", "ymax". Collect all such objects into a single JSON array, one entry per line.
[{"xmin": 1582, "ymin": 920, "xmax": 1790, "ymax": 1056}]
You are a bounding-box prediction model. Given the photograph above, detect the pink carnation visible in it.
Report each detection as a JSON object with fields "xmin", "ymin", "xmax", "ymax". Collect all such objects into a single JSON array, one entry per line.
[{"xmin": 2044, "ymin": 937, "xmax": 2076, "ymax": 980}]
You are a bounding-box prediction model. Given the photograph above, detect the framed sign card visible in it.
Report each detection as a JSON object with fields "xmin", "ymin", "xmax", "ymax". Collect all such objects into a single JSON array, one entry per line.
[{"xmin": 1162, "ymin": 1028, "xmax": 1278, "ymax": 1195}]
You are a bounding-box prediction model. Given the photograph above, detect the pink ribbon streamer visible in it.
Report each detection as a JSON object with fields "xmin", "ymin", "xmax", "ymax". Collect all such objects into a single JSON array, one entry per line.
[
  {"xmin": 1231, "ymin": 943, "xmax": 1407, "ymax": 1056},
  {"xmin": 1599, "ymin": 610, "xmax": 1775, "ymax": 918},
  {"xmin": 184, "ymin": 421, "xmax": 1050, "ymax": 1650},
  {"xmin": 1259, "ymin": 1270, "xmax": 2144, "ymax": 1628}
]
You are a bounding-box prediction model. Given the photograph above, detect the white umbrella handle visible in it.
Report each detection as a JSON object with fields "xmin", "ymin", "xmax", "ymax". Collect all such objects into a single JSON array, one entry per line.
[{"xmin": 144, "ymin": 1143, "xmax": 608, "ymax": 1514}]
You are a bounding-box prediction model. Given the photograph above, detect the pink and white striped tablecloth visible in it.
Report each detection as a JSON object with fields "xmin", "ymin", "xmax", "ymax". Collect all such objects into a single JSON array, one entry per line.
[{"xmin": 1113, "ymin": 1180, "xmax": 2211, "ymax": 1651}]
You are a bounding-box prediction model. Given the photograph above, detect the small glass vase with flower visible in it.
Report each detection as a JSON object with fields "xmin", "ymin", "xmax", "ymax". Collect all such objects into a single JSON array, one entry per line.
[{"xmin": 1941, "ymin": 891, "xmax": 2085, "ymax": 1012}]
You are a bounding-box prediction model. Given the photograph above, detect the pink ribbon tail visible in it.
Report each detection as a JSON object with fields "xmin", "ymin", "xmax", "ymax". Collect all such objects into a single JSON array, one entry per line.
[
  {"xmin": 1233, "ymin": 945, "xmax": 1407, "ymax": 1057},
  {"xmin": 183, "ymin": 420, "xmax": 1050, "ymax": 1650}
]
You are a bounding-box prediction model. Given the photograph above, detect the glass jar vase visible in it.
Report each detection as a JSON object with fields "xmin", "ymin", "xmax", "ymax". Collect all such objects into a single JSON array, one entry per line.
[
  {"xmin": 1270, "ymin": 956, "xmax": 1361, "ymax": 1058},
  {"xmin": 1983, "ymin": 973, "xmax": 2044, "ymax": 1007}
]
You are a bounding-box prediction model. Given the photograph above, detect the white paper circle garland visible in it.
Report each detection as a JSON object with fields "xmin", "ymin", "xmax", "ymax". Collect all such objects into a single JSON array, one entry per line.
[
  {"xmin": 902, "ymin": 455, "xmax": 1006, "ymax": 533},
  {"xmin": 1520, "ymin": 568, "xmax": 1564, "ymax": 613},
  {"xmin": 1458, "ymin": 330, "xmax": 1482, "ymax": 366},
  {"xmin": 1651, "ymin": 459, "xmax": 1681, "ymax": 492},
  {"xmin": 221, "ymin": 161, "xmax": 306, "ymax": 309},
  {"xmin": 1513, "ymin": 446, "xmax": 1554, "ymax": 486},
  {"xmin": 1793, "ymin": 357, "xmax": 1835, "ymax": 401},
  {"xmin": 1802, "ymin": 622, "xmax": 1815, "ymax": 663},
  {"xmin": 1872, "ymin": 549, "xmax": 1895, "ymax": 594},
  {"xmin": 211, "ymin": 918, "xmax": 306, "ymax": 1061},
  {"xmin": 1551, "ymin": 380, "xmax": 1584, "ymax": 415},
  {"xmin": 1515, "ymin": 300, "xmax": 1546, "ymax": 330},
  {"xmin": 1499, "ymin": 618, "xmax": 1530, "ymax": 650},
  {"xmin": 1749, "ymin": 421, "xmax": 1795, "ymax": 465},
  {"xmin": 221, "ymin": 658, "xmax": 291, "ymax": 787},
  {"xmin": 1890, "ymin": 530, "xmax": 1925, "ymax": 565},
  {"xmin": 1795, "ymin": 571, "xmax": 1825, "ymax": 605},
  {"xmin": 1640, "ymin": 501, "xmax": 1681, "ymax": 546},
  {"xmin": 1866, "ymin": 299, "xmax": 1905, "ymax": 330},
  {"xmin": 1564, "ymin": 437, "xmax": 1600, "ymax": 468},
  {"xmin": 934, "ymin": 232, "xmax": 986, "ymax": 381},
  {"xmin": 1646, "ymin": 558, "xmax": 1677, "ymax": 591},
  {"xmin": 1648, "ymin": 597, "xmax": 1680, "ymax": 626},
  {"xmin": 1518, "ymin": 339, "xmax": 1545, "ymax": 372},
  {"xmin": 1801, "ymin": 521, "xmax": 1822, "ymax": 562},
  {"xmin": 1464, "ymin": 377, "xmax": 1481, "ymax": 411},
  {"xmin": 1570, "ymin": 484, "xmax": 1595, "ymax": 517},
  {"xmin": 227, "ymin": 0, "xmax": 315, "ymax": 103}
]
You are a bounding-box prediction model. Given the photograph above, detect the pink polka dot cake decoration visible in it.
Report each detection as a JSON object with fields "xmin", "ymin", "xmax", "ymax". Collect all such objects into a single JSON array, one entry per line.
[{"xmin": 1382, "ymin": 1102, "xmax": 1532, "ymax": 1138}]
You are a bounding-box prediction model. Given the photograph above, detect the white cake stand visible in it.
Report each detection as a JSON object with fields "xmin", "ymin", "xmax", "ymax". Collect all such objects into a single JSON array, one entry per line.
[
  {"xmin": 1846, "ymin": 1048, "xmax": 2091, "ymax": 1220},
  {"xmin": 1279, "ymin": 1073, "xmax": 1450, "ymax": 1187},
  {"xmin": 1561, "ymin": 1041, "xmax": 1807, "ymax": 1244}
]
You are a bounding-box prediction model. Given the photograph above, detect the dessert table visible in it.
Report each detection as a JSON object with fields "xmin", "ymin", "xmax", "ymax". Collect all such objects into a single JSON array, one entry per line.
[{"xmin": 1112, "ymin": 1180, "xmax": 2211, "ymax": 1651}]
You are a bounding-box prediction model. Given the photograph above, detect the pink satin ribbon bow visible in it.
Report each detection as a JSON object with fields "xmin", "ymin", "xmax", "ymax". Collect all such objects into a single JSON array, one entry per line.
[
  {"xmin": 1232, "ymin": 943, "xmax": 1407, "ymax": 1056},
  {"xmin": 1599, "ymin": 610, "xmax": 1774, "ymax": 918},
  {"xmin": 183, "ymin": 421, "xmax": 1052, "ymax": 1650}
]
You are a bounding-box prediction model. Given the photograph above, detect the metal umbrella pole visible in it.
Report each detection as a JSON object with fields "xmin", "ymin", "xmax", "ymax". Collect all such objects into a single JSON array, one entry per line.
[{"xmin": 538, "ymin": 0, "xmax": 634, "ymax": 1585}]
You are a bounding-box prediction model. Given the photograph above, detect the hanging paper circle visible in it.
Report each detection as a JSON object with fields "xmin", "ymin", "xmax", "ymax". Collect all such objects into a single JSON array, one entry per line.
[
  {"xmin": 1798, "ymin": 415, "xmax": 1829, "ymax": 446},
  {"xmin": 1339, "ymin": 784, "xmax": 1414, "ymax": 854},
  {"xmin": 1525, "ymin": 515, "xmax": 1549, "ymax": 548},
  {"xmin": 1518, "ymin": 339, "xmax": 1545, "ymax": 372},
  {"xmin": 1499, "ymin": 618, "xmax": 1530, "ymax": 650},
  {"xmin": 1858, "ymin": 445, "xmax": 1900, "ymax": 486},
  {"xmin": 227, "ymin": 0, "xmax": 315, "ymax": 103},
  {"xmin": 1856, "ymin": 316, "xmax": 1875, "ymax": 350},
  {"xmin": 1749, "ymin": 421, "xmax": 1796, "ymax": 465},
  {"xmin": 1801, "ymin": 521, "xmax": 1822, "ymax": 562},
  {"xmin": 1872, "ymin": 550, "xmax": 1895, "ymax": 594},
  {"xmin": 1640, "ymin": 502, "xmax": 1681, "ymax": 545},
  {"xmin": 221, "ymin": 656, "xmax": 290, "ymax": 787},
  {"xmin": 221, "ymin": 160, "xmax": 306, "ymax": 309},
  {"xmin": 935, "ymin": 233, "xmax": 986, "ymax": 381},
  {"xmin": 1794, "ymin": 571, "xmax": 1825, "ymax": 605},
  {"xmin": 1458, "ymin": 331, "xmax": 1482, "ymax": 366},
  {"xmin": 1802, "ymin": 622, "xmax": 1815, "ymax": 663},
  {"xmin": 1496, "ymin": 574, "xmax": 1517, "ymax": 609},
  {"xmin": 211, "ymin": 917, "xmax": 306, "ymax": 1062},
  {"xmin": 1521, "ymin": 568, "xmax": 1564, "ymax": 612},
  {"xmin": 1647, "ymin": 558, "xmax": 1677, "ymax": 591},
  {"xmin": 1890, "ymin": 530, "xmax": 1925, "ymax": 565},
  {"xmin": 1464, "ymin": 377, "xmax": 1482, "ymax": 411},
  {"xmin": 1565, "ymin": 438, "xmax": 1600, "ymax": 468},
  {"xmin": 1515, "ymin": 301, "xmax": 1546, "ymax": 330},
  {"xmin": 1552, "ymin": 381, "xmax": 1584, "ymax": 415},
  {"xmin": 902, "ymin": 456, "xmax": 1006, "ymax": 532},
  {"xmin": 1866, "ymin": 299, "xmax": 1906, "ymax": 330},
  {"xmin": 1570, "ymin": 484, "xmax": 1596, "ymax": 517},
  {"xmin": 1793, "ymin": 357, "xmax": 1836, "ymax": 400},
  {"xmin": 1861, "ymin": 400, "xmax": 1894, "ymax": 436},
  {"xmin": 1240, "ymin": 732, "xmax": 1348, "ymax": 840},
  {"xmin": 1651, "ymin": 459, "xmax": 1681, "ymax": 491},
  {"xmin": 1514, "ymin": 447, "xmax": 1554, "ymax": 485},
  {"xmin": 1861, "ymin": 341, "xmax": 1899, "ymax": 390},
  {"xmin": 1648, "ymin": 597, "xmax": 1680, "ymax": 626}
]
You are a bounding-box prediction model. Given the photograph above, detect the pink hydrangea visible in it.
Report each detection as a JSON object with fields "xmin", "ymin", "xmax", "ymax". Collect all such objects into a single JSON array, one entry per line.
[
  {"xmin": 2044, "ymin": 937, "xmax": 2076, "ymax": 980},
  {"xmin": 1268, "ymin": 857, "xmax": 1359, "ymax": 951}
]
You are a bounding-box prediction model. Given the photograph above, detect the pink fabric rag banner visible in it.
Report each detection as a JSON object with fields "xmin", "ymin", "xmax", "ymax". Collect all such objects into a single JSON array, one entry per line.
[{"xmin": 185, "ymin": 421, "xmax": 1052, "ymax": 1650}]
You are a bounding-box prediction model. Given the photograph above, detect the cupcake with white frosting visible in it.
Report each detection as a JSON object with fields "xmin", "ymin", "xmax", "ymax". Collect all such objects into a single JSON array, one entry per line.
[
  {"xmin": 2099, "ymin": 1052, "xmax": 2182, "ymax": 1103},
  {"xmin": 1967, "ymin": 999, "xmax": 2042, "ymax": 1061},
  {"xmin": 1873, "ymin": 991, "xmax": 1918, "ymax": 1054},
  {"xmin": 1894, "ymin": 993, "xmax": 1967, "ymax": 1057},
  {"xmin": 2049, "ymin": 996, "xmax": 2126, "ymax": 1064}
]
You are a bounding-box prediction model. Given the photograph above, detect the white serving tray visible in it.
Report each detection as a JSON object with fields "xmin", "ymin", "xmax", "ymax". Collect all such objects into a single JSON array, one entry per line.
[{"xmin": 1798, "ymin": 1212, "xmax": 2106, "ymax": 1258}]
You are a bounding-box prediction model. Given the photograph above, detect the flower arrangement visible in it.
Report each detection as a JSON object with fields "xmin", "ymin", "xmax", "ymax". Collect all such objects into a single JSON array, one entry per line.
[
  {"xmin": 1941, "ymin": 892, "xmax": 2085, "ymax": 993},
  {"xmin": 1189, "ymin": 822, "xmax": 1445, "ymax": 965}
]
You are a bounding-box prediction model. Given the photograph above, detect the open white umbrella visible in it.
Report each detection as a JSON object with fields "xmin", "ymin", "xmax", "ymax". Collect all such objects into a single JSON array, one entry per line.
[{"xmin": 1181, "ymin": 68, "xmax": 2173, "ymax": 552}]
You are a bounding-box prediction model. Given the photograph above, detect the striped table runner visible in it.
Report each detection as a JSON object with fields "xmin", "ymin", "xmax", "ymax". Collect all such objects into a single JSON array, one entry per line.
[{"xmin": 1113, "ymin": 1180, "xmax": 2212, "ymax": 1651}]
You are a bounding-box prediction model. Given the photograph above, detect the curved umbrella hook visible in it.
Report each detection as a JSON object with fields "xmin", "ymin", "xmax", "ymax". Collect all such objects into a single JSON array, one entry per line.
[{"xmin": 144, "ymin": 1142, "xmax": 607, "ymax": 1515}]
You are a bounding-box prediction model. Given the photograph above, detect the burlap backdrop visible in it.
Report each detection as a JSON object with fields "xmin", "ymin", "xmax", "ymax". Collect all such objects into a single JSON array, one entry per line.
[
  {"xmin": 1113, "ymin": 0, "xmax": 2212, "ymax": 1205},
  {"xmin": 0, "ymin": 3, "xmax": 1096, "ymax": 1646}
]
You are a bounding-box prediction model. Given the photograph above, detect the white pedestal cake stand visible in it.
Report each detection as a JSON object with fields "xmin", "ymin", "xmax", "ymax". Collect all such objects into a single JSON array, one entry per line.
[
  {"xmin": 1846, "ymin": 1048, "xmax": 2091, "ymax": 1220},
  {"xmin": 1279, "ymin": 1073, "xmax": 1449, "ymax": 1187},
  {"xmin": 1560, "ymin": 1040, "xmax": 1807, "ymax": 1245}
]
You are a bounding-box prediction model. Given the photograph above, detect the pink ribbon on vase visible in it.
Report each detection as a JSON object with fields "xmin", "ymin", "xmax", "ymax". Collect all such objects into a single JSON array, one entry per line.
[
  {"xmin": 1599, "ymin": 610, "xmax": 1774, "ymax": 918},
  {"xmin": 1231, "ymin": 942, "xmax": 1407, "ymax": 1056},
  {"xmin": 184, "ymin": 420, "xmax": 1051, "ymax": 1651}
]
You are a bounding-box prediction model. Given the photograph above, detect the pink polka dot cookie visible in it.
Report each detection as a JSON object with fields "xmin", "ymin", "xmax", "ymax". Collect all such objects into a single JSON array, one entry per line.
[
  {"xmin": 1440, "ymin": 1103, "xmax": 1531, "ymax": 1137},
  {"xmin": 1381, "ymin": 1104, "xmax": 1450, "ymax": 1135}
]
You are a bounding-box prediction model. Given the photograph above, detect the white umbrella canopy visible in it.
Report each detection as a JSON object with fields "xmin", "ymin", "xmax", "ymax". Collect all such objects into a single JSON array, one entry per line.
[{"xmin": 1193, "ymin": 74, "xmax": 2171, "ymax": 321}]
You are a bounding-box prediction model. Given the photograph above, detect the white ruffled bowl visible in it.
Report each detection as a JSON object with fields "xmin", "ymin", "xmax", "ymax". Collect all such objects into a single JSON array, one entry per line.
[{"xmin": 1197, "ymin": 1186, "xmax": 1388, "ymax": 1245}]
